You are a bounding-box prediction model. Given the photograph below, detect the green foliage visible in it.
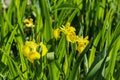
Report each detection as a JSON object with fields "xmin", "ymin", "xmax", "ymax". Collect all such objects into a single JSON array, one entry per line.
[{"xmin": 0, "ymin": 0, "xmax": 120, "ymax": 80}]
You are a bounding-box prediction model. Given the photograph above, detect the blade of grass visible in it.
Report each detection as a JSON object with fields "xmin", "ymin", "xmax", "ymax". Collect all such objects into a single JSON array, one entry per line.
[
  {"xmin": 88, "ymin": 31, "xmax": 101, "ymax": 68},
  {"xmin": 106, "ymin": 36, "xmax": 120, "ymax": 79},
  {"xmin": 86, "ymin": 47, "xmax": 106, "ymax": 79}
]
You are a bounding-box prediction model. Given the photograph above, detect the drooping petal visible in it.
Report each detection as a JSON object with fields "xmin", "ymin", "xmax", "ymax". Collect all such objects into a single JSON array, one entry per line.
[
  {"xmin": 28, "ymin": 51, "xmax": 40, "ymax": 63},
  {"xmin": 22, "ymin": 45, "xmax": 30, "ymax": 57},
  {"xmin": 53, "ymin": 28, "xmax": 61, "ymax": 40}
]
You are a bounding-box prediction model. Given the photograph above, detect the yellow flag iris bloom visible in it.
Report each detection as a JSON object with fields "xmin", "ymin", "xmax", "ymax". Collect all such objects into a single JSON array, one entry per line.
[
  {"xmin": 22, "ymin": 40, "xmax": 48, "ymax": 63},
  {"xmin": 60, "ymin": 22, "xmax": 77, "ymax": 43},
  {"xmin": 53, "ymin": 22, "xmax": 77, "ymax": 43}
]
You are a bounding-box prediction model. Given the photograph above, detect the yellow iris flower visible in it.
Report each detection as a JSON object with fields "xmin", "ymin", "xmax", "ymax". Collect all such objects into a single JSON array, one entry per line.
[
  {"xmin": 53, "ymin": 22, "xmax": 77, "ymax": 43},
  {"xmin": 60, "ymin": 22, "xmax": 77, "ymax": 43},
  {"xmin": 53, "ymin": 22, "xmax": 89, "ymax": 55},
  {"xmin": 24, "ymin": 18, "xmax": 35, "ymax": 28},
  {"xmin": 22, "ymin": 40, "xmax": 48, "ymax": 63},
  {"xmin": 60, "ymin": 23, "xmax": 76, "ymax": 34}
]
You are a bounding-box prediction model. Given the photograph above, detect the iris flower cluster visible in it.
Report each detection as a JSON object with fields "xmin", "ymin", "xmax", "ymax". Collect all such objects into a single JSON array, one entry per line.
[
  {"xmin": 22, "ymin": 18, "xmax": 48, "ymax": 63},
  {"xmin": 53, "ymin": 22, "xmax": 89, "ymax": 54}
]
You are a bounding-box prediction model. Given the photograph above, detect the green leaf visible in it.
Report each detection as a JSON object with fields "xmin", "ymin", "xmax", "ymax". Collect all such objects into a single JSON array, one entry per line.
[
  {"xmin": 89, "ymin": 31, "xmax": 101, "ymax": 68},
  {"xmin": 56, "ymin": 35, "xmax": 66, "ymax": 63},
  {"xmin": 106, "ymin": 36, "xmax": 120, "ymax": 79},
  {"xmin": 1, "ymin": 26, "xmax": 18, "ymax": 65},
  {"xmin": 86, "ymin": 47, "xmax": 106, "ymax": 80},
  {"xmin": 48, "ymin": 62, "xmax": 60, "ymax": 80},
  {"xmin": 53, "ymin": 3, "xmax": 78, "ymax": 10}
]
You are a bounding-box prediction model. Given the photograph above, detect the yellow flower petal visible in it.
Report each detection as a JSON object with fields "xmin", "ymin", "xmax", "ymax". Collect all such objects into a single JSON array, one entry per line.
[
  {"xmin": 65, "ymin": 22, "xmax": 70, "ymax": 27},
  {"xmin": 22, "ymin": 45, "xmax": 30, "ymax": 57},
  {"xmin": 28, "ymin": 51, "xmax": 40, "ymax": 63},
  {"xmin": 77, "ymin": 46, "xmax": 85, "ymax": 54},
  {"xmin": 66, "ymin": 32, "xmax": 77, "ymax": 43},
  {"xmin": 77, "ymin": 36, "xmax": 89, "ymax": 54},
  {"xmin": 84, "ymin": 36, "xmax": 89, "ymax": 45},
  {"xmin": 53, "ymin": 28, "xmax": 61, "ymax": 40},
  {"xmin": 40, "ymin": 42, "xmax": 48, "ymax": 56},
  {"xmin": 24, "ymin": 19, "xmax": 29, "ymax": 23}
]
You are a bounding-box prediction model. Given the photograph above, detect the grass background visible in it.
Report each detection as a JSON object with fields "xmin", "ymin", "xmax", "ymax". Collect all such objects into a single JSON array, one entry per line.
[{"xmin": 0, "ymin": 0, "xmax": 120, "ymax": 80}]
